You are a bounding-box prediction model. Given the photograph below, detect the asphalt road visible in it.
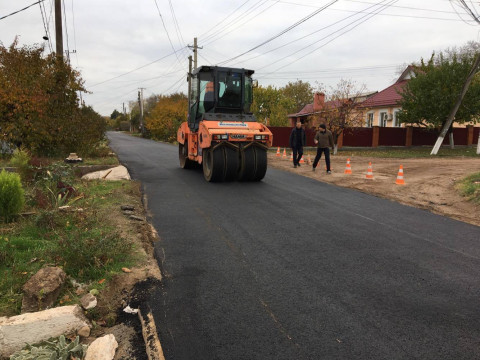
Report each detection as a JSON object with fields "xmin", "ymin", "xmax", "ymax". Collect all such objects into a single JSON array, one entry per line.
[{"xmin": 107, "ymin": 132, "xmax": 480, "ymax": 360}]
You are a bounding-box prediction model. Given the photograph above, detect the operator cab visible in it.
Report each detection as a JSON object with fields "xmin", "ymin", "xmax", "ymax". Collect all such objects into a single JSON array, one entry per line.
[{"xmin": 188, "ymin": 66, "xmax": 255, "ymax": 131}]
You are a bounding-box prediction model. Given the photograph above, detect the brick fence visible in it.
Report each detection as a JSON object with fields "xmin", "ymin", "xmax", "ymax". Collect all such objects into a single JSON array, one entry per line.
[{"xmin": 268, "ymin": 126, "xmax": 480, "ymax": 148}]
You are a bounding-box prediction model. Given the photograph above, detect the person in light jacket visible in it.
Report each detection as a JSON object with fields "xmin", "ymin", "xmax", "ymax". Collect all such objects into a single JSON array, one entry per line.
[
  {"xmin": 289, "ymin": 121, "xmax": 306, "ymax": 168},
  {"xmin": 312, "ymin": 123, "xmax": 334, "ymax": 174}
]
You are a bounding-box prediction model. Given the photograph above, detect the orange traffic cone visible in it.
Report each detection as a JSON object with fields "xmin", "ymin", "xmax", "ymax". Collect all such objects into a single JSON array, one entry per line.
[
  {"xmin": 290, "ymin": 152, "xmax": 293, "ymax": 161},
  {"xmin": 299, "ymin": 156, "xmax": 305, "ymax": 164},
  {"xmin": 307, "ymin": 154, "xmax": 312, "ymax": 165},
  {"xmin": 282, "ymin": 148, "xmax": 287, "ymax": 158},
  {"xmin": 395, "ymin": 165, "xmax": 405, "ymax": 185},
  {"xmin": 344, "ymin": 158, "xmax": 352, "ymax": 174},
  {"xmin": 366, "ymin": 162, "xmax": 374, "ymax": 180},
  {"xmin": 276, "ymin": 147, "xmax": 281, "ymax": 156}
]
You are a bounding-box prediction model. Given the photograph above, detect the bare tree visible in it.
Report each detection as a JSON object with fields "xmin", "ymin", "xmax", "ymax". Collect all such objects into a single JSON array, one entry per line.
[{"xmin": 313, "ymin": 79, "xmax": 367, "ymax": 154}]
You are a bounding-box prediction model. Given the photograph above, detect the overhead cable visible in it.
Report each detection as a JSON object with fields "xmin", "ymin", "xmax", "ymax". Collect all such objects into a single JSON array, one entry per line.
[
  {"xmin": 198, "ymin": 0, "xmax": 252, "ymax": 40},
  {"xmin": 38, "ymin": 1, "xmax": 53, "ymax": 52},
  {"xmin": 257, "ymin": 0, "xmax": 398, "ymax": 74},
  {"xmin": 202, "ymin": 0, "xmax": 266, "ymax": 43},
  {"xmin": 88, "ymin": 49, "xmax": 184, "ymax": 88},
  {"xmin": 202, "ymin": 0, "xmax": 273, "ymax": 45},
  {"xmin": 218, "ymin": 0, "xmax": 338, "ymax": 65},
  {"xmin": 235, "ymin": 0, "xmax": 391, "ymax": 66},
  {"xmin": 203, "ymin": 0, "xmax": 281, "ymax": 46},
  {"xmin": 455, "ymin": 0, "xmax": 480, "ymax": 24},
  {"xmin": 152, "ymin": 0, "xmax": 184, "ymax": 66},
  {"xmin": 0, "ymin": 0, "xmax": 44, "ymax": 20}
]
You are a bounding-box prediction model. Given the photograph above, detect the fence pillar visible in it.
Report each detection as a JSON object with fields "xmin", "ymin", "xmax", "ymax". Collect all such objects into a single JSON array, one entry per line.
[
  {"xmin": 337, "ymin": 131, "xmax": 344, "ymax": 149},
  {"xmin": 372, "ymin": 126, "xmax": 379, "ymax": 148},
  {"xmin": 405, "ymin": 126, "xmax": 413, "ymax": 147},
  {"xmin": 467, "ymin": 125, "xmax": 474, "ymax": 146}
]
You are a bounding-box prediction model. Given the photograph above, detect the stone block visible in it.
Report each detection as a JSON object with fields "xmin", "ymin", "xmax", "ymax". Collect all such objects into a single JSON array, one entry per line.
[
  {"xmin": 0, "ymin": 305, "xmax": 90, "ymax": 358},
  {"xmin": 85, "ymin": 334, "xmax": 118, "ymax": 360},
  {"xmin": 22, "ymin": 267, "xmax": 66, "ymax": 313}
]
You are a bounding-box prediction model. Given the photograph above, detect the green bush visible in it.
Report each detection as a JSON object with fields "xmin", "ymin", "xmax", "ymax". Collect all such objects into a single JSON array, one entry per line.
[
  {"xmin": 9, "ymin": 148, "xmax": 31, "ymax": 181},
  {"xmin": 0, "ymin": 170, "xmax": 25, "ymax": 222},
  {"xmin": 9, "ymin": 335, "xmax": 87, "ymax": 360}
]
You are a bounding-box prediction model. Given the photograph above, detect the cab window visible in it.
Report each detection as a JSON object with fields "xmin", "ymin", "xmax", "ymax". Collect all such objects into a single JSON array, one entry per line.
[
  {"xmin": 217, "ymin": 71, "xmax": 242, "ymax": 108},
  {"xmin": 198, "ymin": 72, "xmax": 214, "ymax": 116}
]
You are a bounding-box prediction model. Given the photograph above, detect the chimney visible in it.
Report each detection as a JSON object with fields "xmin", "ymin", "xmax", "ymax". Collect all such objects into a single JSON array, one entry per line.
[{"xmin": 313, "ymin": 92, "xmax": 325, "ymax": 112}]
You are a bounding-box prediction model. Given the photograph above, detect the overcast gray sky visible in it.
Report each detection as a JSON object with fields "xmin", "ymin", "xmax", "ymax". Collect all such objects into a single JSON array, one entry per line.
[{"xmin": 1, "ymin": 0, "xmax": 479, "ymax": 115}]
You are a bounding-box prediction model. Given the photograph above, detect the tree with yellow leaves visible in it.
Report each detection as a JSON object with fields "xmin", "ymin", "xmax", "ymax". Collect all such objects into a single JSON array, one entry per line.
[{"xmin": 145, "ymin": 93, "xmax": 187, "ymax": 142}]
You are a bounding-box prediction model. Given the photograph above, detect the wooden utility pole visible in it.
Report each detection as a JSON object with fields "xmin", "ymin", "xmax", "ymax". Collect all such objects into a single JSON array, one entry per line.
[
  {"xmin": 193, "ymin": 37, "xmax": 198, "ymax": 70},
  {"xmin": 54, "ymin": 0, "xmax": 63, "ymax": 58},
  {"xmin": 188, "ymin": 37, "xmax": 203, "ymax": 70},
  {"xmin": 188, "ymin": 55, "xmax": 192, "ymax": 107},
  {"xmin": 139, "ymin": 88, "xmax": 145, "ymax": 135},
  {"xmin": 431, "ymin": 54, "xmax": 480, "ymax": 155}
]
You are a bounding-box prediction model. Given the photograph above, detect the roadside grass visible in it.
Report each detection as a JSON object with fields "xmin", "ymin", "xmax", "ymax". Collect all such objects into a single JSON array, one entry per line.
[
  {"xmin": 0, "ymin": 179, "xmax": 138, "ymax": 317},
  {"xmin": 456, "ymin": 172, "xmax": 480, "ymax": 204},
  {"xmin": 336, "ymin": 146, "xmax": 479, "ymax": 158},
  {"xmin": 0, "ymin": 155, "xmax": 119, "ymax": 168},
  {"xmin": 271, "ymin": 146, "xmax": 479, "ymax": 158}
]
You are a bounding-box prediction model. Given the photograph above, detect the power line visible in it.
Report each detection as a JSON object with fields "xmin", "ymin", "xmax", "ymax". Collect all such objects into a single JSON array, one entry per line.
[
  {"xmin": 218, "ymin": 0, "xmax": 337, "ymax": 65},
  {"xmin": 38, "ymin": 1, "xmax": 53, "ymax": 52},
  {"xmin": 43, "ymin": 0, "xmax": 54, "ymax": 49},
  {"xmin": 198, "ymin": 0, "xmax": 252, "ymax": 40},
  {"xmin": 203, "ymin": 0, "xmax": 276, "ymax": 46},
  {"xmin": 158, "ymin": 74, "xmax": 186, "ymax": 94},
  {"xmin": 88, "ymin": 49, "xmax": 184, "ymax": 88},
  {"xmin": 258, "ymin": 0, "xmax": 399, "ymax": 74},
  {"xmin": 256, "ymin": 64, "xmax": 398, "ymax": 76},
  {"xmin": 276, "ymin": 0, "xmax": 469, "ymax": 16},
  {"xmin": 270, "ymin": 0, "xmax": 475, "ymax": 22},
  {"xmin": 198, "ymin": 52, "xmax": 214, "ymax": 65},
  {"xmin": 235, "ymin": 0, "xmax": 406, "ymax": 67},
  {"xmin": 202, "ymin": 0, "xmax": 267, "ymax": 43},
  {"xmin": 0, "ymin": 0, "xmax": 44, "ymax": 20},
  {"xmin": 168, "ymin": 0, "xmax": 185, "ymax": 48},
  {"xmin": 152, "ymin": 0, "xmax": 184, "ymax": 66},
  {"xmin": 329, "ymin": 5, "xmax": 476, "ymax": 22},
  {"xmin": 454, "ymin": 0, "xmax": 480, "ymax": 24},
  {"xmin": 449, "ymin": 0, "xmax": 476, "ymax": 25},
  {"xmin": 90, "ymin": 68, "xmax": 184, "ymax": 94}
]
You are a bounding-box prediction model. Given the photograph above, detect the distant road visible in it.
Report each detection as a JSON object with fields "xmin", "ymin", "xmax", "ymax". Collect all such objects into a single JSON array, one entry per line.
[{"xmin": 108, "ymin": 131, "xmax": 480, "ymax": 360}]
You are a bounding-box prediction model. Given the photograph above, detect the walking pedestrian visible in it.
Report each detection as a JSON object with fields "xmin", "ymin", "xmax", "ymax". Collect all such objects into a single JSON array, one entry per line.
[
  {"xmin": 289, "ymin": 121, "xmax": 306, "ymax": 168},
  {"xmin": 312, "ymin": 123, "xmax": 334, "ymax": 174}
]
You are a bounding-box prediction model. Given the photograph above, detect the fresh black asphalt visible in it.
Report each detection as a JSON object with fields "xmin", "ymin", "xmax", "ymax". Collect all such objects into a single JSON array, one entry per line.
[{"xmin": 107, "ymin": 132, "xmax": 480, "ymax": 360}]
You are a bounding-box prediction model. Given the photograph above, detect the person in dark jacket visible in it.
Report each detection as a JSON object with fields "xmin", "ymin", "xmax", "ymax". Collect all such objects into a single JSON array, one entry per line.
[
  {"xmin": 312, "ymin": 123, "xmax": 334, "ymax": 173},
  {"xmin": 289, "ymin": 121, "xmax": 306, "ymax": 168}
]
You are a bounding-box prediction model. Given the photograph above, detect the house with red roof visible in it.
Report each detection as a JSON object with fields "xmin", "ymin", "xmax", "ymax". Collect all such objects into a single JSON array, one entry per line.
[
  {"xmin": 360, "ymin": 66, "xmax": 415, "ymax": 128},
  {"xmin": 287, "ymin": 91, "xmax": 377, "ymax": 128}
]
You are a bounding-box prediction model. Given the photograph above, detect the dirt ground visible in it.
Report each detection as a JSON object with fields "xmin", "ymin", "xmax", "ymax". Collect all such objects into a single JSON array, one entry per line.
[
  {"xmin": 86, "ymin": 182, "xmax": 162, "ymax": 360},
  {"xmin": 268, "ymin": 152, "xmax": 480, "ymax": 227}
]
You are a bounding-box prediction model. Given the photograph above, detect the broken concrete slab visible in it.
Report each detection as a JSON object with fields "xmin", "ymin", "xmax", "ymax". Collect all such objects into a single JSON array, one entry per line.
[
  {"xmin": 22, "ymin": 266, "xmax": 66, "ymax": 313},
  {"xmin": 81, "ymin": 165, "xmax": 131, "ymax": 181},
  {"xmin": 84, "ymin": 334, "xmax": 118, "ymax": 360},
  {"xmin": 0, "ymin": 305, "xmax": 90, "ymax": 358}
]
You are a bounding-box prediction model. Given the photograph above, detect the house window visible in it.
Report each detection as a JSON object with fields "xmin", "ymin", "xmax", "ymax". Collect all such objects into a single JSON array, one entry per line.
[
  {"xmin": 393, "ymin": 110, "xmax": 401, "ymax": 127},
  {"xmin": 366, "ymin": 113, "xmax": 374, "ymax": 127},
  {"xmin": 379, "ymin": 112, "xmax": 388, "ymax": 127}
]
